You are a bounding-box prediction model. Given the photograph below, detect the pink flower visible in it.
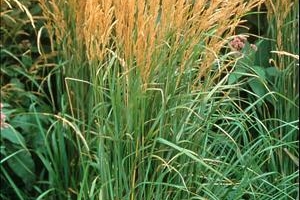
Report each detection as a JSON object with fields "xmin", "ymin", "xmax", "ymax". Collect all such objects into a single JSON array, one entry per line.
[{"xmin": 230, "ymin": 35, "xmax": 247, "ymax": 52}]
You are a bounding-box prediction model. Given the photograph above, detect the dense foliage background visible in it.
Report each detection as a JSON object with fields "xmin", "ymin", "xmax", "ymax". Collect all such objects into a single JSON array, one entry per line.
[{"xmin": 0, "ymin": 0, "xmax": 298, "ymax": 199}]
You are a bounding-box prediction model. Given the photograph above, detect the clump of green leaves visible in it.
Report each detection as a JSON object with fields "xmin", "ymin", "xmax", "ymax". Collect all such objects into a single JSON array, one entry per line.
[{"xmin": 0, "ymin": 1, "xmax": 58, "ymax": 199}]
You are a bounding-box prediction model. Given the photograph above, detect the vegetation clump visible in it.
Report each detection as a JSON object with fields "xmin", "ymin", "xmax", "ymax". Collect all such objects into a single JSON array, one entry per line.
[{"xmin": 0, "ymin": 0, "xmax": 298, "ymax": 199}]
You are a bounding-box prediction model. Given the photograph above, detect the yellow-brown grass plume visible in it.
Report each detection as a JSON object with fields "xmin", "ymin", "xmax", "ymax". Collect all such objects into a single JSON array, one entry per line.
[
  {"xmin": 39, "ymin": 0, "xmax": 67, "ymax": 49},
  {"xmin": 40, "ymin": 0, "xmax": 266, "ymax": 84},
  {"xmin": 265, "ymin": 0, "xmax": 293, "ymax": 52},
  {"xmin": 265, "ymin": 0, "xmax": 298, "ymax": 69},
  {"xmin": 82, "ymin": 0, "xmax": 114, "ymax": 62}
]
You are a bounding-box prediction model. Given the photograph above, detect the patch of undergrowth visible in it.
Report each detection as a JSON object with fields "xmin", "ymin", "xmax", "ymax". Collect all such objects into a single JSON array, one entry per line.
[{"xmin": 0, "ymin": 0, "xmax": 298, "ymax": 199}]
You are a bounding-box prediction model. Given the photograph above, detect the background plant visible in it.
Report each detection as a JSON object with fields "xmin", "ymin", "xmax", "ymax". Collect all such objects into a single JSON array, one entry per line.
[
  {"xmin": 0, "ymin": 0, "xmax": 62, "ymax": 199},
  {"xmin": 1, "ymin": 0, "xmax": 298, "ymax": 199}
]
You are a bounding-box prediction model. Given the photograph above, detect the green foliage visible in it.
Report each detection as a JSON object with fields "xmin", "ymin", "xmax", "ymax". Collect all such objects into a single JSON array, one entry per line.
[
  {"xmin": 0, "ymin": 1, "xmax": 58, "ymax": 199},
  {"xmin": 227, "ymin": 39, "xmax": 276, "ymax": 107},
  {"xmin": 0, "ymin": 1, "xmax": 298, "ymax": 200}
]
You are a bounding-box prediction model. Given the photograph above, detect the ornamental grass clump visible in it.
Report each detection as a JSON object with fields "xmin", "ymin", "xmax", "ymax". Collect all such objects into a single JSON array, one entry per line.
[
  {"xmin": 38, "ymin": 0, "xmax": 266, "ymax": 123},
  {"xmin": 27, "ymin": 0, "xmax": 299, "ymax": 199},
  {"xmin": 40, "ymin": 0, "xmax": 265, "ymax": 84}
]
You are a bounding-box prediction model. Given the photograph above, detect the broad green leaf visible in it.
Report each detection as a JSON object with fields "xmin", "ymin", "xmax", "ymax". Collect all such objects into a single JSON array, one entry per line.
[
  {"xmin": 251, "ymin": 65, "xmax": 266, "ymax": 80},
  {"xmin": 242, "ymin": 42, "xmax": 257, "ymax": 62},
  {"xmin": 254, "ymin": 39, "xmax": 272, "ymax": 67},
  {"xmin": 1, "ymin": 127, "xmax": 25, "ymax": 145},
  {"xmin": 0, "ymin": 145, "xmax": 6, "ymax": 155},
  {"xmin": 7, "ymin": 150, "xmax": 36, "ymax": 185},
  {"xmin": 10, "ymin": 115, "xmax": 34, "ymax": 130},
  {"xmin": 265, "ymin": 67, "xmax": 280, "ymax": 77},
  {"xmin": 228, "ymin": 73, "xmax": 241, "ymax": 85},
  {"xmin": 228, "ymin": 67, "xmax": 246, "ymax": 84},
  {"xmin": 248, "ymin": 78, "xmax": 267, "ymax": 98}
]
